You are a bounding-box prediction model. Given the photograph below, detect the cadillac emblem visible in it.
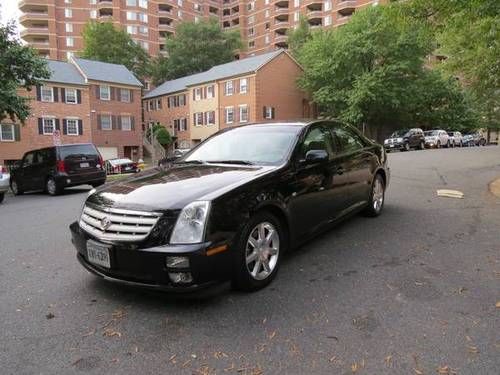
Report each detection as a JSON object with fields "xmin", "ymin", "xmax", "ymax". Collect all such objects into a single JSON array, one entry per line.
[{"xmin": 100, "ymin": 216, "xmax": 112, "ymax": 230}]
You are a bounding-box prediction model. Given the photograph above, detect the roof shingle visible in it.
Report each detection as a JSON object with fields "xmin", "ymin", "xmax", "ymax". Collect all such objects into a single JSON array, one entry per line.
[
  {"xmin": 44, "ymin": 60, "xmax": 86, "ymax": 86},
  {"xmin": 73, "ymin": 58, "xmax": 143, "ymax": 87}
]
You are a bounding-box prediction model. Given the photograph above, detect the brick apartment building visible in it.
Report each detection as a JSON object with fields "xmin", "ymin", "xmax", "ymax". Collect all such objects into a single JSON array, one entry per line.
[
  {"xmin": 0, "ymin": 58, "xmax": 143, "ymax": 165},
  {"xmin": 143, "ymin": 49, "xmax": 311, "ymax": 149},
  {"xmin": 18, "ymin": 0, "xmax": 384, "ymax": 60}
]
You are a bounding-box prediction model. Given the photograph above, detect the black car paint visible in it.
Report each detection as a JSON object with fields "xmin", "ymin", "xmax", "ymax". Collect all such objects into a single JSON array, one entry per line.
[
  {"xmin": 384, "ymin": 129, "xmax": 425, "ymax": 151},
  {"xmin": 71, "ymin": 121, "xmax": 389, "ymax": 291}
]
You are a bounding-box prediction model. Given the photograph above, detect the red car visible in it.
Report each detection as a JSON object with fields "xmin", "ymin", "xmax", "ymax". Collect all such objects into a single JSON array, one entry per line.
[{"xmin": 105, "ymin": 158, "xmax": 140, "ymax": 174}]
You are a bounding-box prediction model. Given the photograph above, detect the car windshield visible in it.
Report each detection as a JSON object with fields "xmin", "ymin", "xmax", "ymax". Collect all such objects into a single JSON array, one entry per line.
[
  {"xmin": 390, "ymin": 129, "xmax": 409, "ymax": 137},
  {"xmin": 183, "ymin": 125, "xmax": 301, "ymax": 166},
  {"xmin": 59, "ymin": 144, "xmax": 98, "ymax": 159},
  {"xmin": 448, "ymin": 132, "xmax": 454, "ymax": 136},
  {"xmin": 424, "ymin": 130, "xmax": 439, "ymax": 136}
]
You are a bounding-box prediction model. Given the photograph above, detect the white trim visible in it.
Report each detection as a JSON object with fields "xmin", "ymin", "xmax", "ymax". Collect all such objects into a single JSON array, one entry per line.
[
  {"xmin": 65, "ymin": 88, "xmax": 77, "ymax": 104},
  {"xmin": 100, "ymin": 114, "xmax": 112, "ymax": 130},
  {"xmin": 225, "ymin": 81, "xmax": 234, "ymax": 96},
  {"xmin": 42, "ymin": 118, "xmax": 55, "ymax": 135},
  {"xmin": 41, "ymin": 85, "xmax": 54, "ymax": 102},
  {"xmin": 66, "ymin": 118, "xmax": 79, "ymax": 136},
  {"xmin": 225, "ymin": 106, "xmax": 234, "ymax": 124},
  {"xmin": 239, "ymin": 104, "xmax": 248, "ymax": 123},
  {"xmin": 121, "ymin": 115, "xmax": 132, "ymax": 131},
  {"xmin": 0, "ymin": 123, "xmax": 15, "ymax": 142},
  {"xmin": 100, "ymin": 85, "xmax": 111, "ymax": 101}
]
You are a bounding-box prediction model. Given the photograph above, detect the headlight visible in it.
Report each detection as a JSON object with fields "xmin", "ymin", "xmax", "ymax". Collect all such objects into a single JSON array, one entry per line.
[
  {"xmin": 396, "ymin": 137, "xmax": 403, "ymax": 142},
  {"xmin": 170, "ymin": 201, "xmax": 210, "ymax": 244},
  {"xmin": 384, "ymin": 139, "xmax": 389, "ymax": 144}
]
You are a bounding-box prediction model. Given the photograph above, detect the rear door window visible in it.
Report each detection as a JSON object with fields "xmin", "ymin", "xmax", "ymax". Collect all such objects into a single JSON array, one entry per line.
[
  {"xmin": 22, "ymin": 152, "xmax": 35, "ymax": 167},
  {"xmin": 333, "ymin": 127, "xmax": 365, "ymax": 154},
  {"xmin": 58, "ymin": 145, "xmax": 99, "ymax": 160}
]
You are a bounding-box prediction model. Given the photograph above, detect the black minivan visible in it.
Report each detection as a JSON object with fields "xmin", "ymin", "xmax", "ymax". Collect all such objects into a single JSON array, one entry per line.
[{"xmin": 10, "ymin": 144, "xmax": 106, "ymax": 196}]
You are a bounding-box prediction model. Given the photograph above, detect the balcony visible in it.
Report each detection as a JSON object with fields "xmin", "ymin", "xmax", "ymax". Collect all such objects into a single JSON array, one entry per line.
[
  {"xmin": 158, "ymin": 4, "xmax": 173, "ymax": 14},
  {"xmin": 97, "ymin": 0, "xmax": 113, "ymax": 6},
  {"xmin": 337, "ymin": 0, "xmax": 356, "ymax": 16},
  {"xmin": 19, "ymin": 11, "xmax": 49, "ymax": 25},
  {"xmin": 20, "ymin": 27, "xmax": 49, "ymax": 38},
  {"xmin": 306, "ymin": 1, "xmax": 322, "ymax": 11},
  {"xmin": 307, "ymin": 10, "xmax": 323, "ymax": 18},
  {"xmin": 18, "ymin": 0, "xmax": 49, "ymax": 13},
  {"xmin": 209, "ymin": 6, "xmax": 219, "ymax": 15},
  {"xmin": 274, "ymin": 24, "xmax": 289, "ymax": 34},
  {"xmin": 274, "ymin": 0, "xmax": 289, "ymax": 7},
  {"xmin": 159, "ymin": 31, "xmax": 173, "ymax": 40},
  {"xmin": 308, "ymin": 13, "xmax": 322, "ymax": 26},
  {"xmin": 98, "ymin": 8, "xmax": 113, "ymax": 18},
  {"xmin": 159, "ymin": 22, "xmax": 174, "ymax": 31},
  {"xmin": 275, "ymin": 41, "xmax": 288, "ymax": 49},
  {"xmin": 274, "ymin": 7, "xmax": 289, "ymax": 15},
  {"xmin": 274, "ymin": 34, "xmax": 288, "ymax": 43},
  {"xmin": 275, "ymin": 14, "xmax": 289, "ymax": 23}
]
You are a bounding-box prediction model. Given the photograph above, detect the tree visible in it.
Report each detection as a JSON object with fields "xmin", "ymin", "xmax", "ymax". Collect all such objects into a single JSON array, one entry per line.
[
  {"xmin": 80, "ymin": 22, "xmax": 151, "ymax": 82},
  {"xmin": 297, "ymin": 3, "xmax": 476, "ymax": 139},
  {"xmin": 151, "ymin": 19, "xmax": 241, "ymax": 85},
  {"xmin": 287, "ymin": 15, "xmax": 312, "ymax": 58},
  {"xmin": 153, "ymin": 124, "xmax": 173, "ymax": 146},
  {"xmin": 0, "ymin": 22, "xmax": 50, "ymax": 123}
]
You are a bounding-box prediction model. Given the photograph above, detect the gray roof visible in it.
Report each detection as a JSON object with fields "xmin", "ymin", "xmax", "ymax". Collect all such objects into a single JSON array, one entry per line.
[
  {"xmin": 143, "ymin": 49, "xmax": 285, "ymax": 99},
  {"xmin": 73, "ymin": 58, "xmax": 143, "ymax": 87},
  {"xmin": 44, "ymin": 60, "xmax": 86, "ymax": 86}
]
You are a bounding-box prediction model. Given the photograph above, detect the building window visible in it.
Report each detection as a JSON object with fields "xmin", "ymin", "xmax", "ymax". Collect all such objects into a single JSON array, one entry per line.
[
  {"xmin": 138, "ymin": 13, "xmax": 148, "ymax": 22},
  {"xmin": 120, "ymin": 89, "xmax": 131, "ymax": 102},
  {"xmin": 99, "ymin": 85, "xmax": 110, "ymax": 100},
  {"xmin": 178, "ymin": 0, "xmax": 182, "ymax": 5},
  {"xmin": 264, "ymin": 106, "xmax": 275, "ymax": 119},
  {"xmin": 121, "ymin": 116, "xmax": 132, "ymax": 131},
  {"xmin": 0, "ymin": 124, "xmax": 15, "ymax": 142},
  {"xmin": 66, "ymin": 23, "xmax": 73, "ymax": 32},
  {"xmin": 100, "ymin": 115, "xmax": 112, "ymax": 130},
  {"xmin": 139, "ymin": 26, "xmax": 148, "ymax": 35},
  {"xmin": 248, "ymin": 27, "xmax": 254, "ymax": 37},
  {"xmin": 194, "ymin": 3, "xmax": 201, "ymax": 11},
  {"xmin": 265, "ymin": 9, "xmax": 270, "ymax": 18},
  {"xmin": 41, "ymin": 86, "xmax": 53, "ymax": 102},
  {"xmin": 206, "ymin": 111, "xmax": 215, "ymax": 125},
  {"xmin": 194, "ymin": 112, "xmax": 203, "ymax": 126},
  {"xmin": 206, "ymin": 85, "xmax": 214, "ymax": 99},
  {"xmin": 66, "ymin": 51, "xmax": 74, "ymax": 60},
  {"xmin": 248, "ymin": 15, "xmax": 254, "ymax": 24},
  {"xmin": 65, "ymin": 8, "xmax": 72, "ymax": 18},
  {"xmin": 294, "ymin": 0, "xmax": 300, "ymax": 7},
  {"xmin": 265, "ymin": 0, "xmax": 269, "ymax": 4},
  {"xmin": 90, "ymin": 0, "xmax": 97, "ymax": 4},
  {"xmin": 138, "ymin": 0, "xmax": 148, "ymax": 8},
  {"xmin": 179, "ymin": 94, "xmax": 185, "ymax": 106},
  {"xmin": 126, "ymin": 0, "xmax": 137, "ymax": 6},
  {"xmin": 90, "ymin": 10, "xmax": 97, "ymax": 18},
  {"xmin": 248, "ymin": 40, "xmax": 255, "ymax": 48},
  {"xmin": 194, "ymin": 88, "xmax": 202, "ymax": 101},
  {"xmin": 225, "ymin": 81, "xmax": 234, "ymax": 96},
  {"xmin": 265, "ymin": 34, "xmax": 270, "ymax": 44},
  {"xmin": 239, "ymin": 105, "xmax": 248, "ymax": 123},
  {"xmin": 65, "ymin": 88, "xmax": 77, "ymax": 104},
  {"xmin": 325, "ymin": 1, "xmax": 332, "ymax": 11},
  {"xmin": 247, "ymin": 1, "xmax": 255, "ymax": 11},
  {"xmin": 126, "ymin": 25, "xmax": 137, "ymax": 34},
  {"xmin": 126, "ymin": 11, "xmax": 136, "ymax": 20},
  {"xmin": 294, "ymin": 12, "xmax": 300, "ymax": 22},
  {"xmin": 239, "ymin": 78, "xmax": 248, "ymax": 94},
  {"xmin": 324, "ymin": 15, "xmax": 332, "ymax": 26},
  {"xmin": 65, "ymin": 0, "xmax": 72, "ymax": 3},
  {"xmin": 265, "ymin": 22, "xmax": 270, "ymax": 30},
  {"xmin": 178, "ymin": 10, "xmax": 182, "ymax": 18},
  {"xmin": 225, "ymin": 107, "xmax": 234, "ymax": 124},
  {"xmin": 66, "ymin": 119, "xmax": 79, "ymax": 135},
  {"xmin": 66, "ymin": 37, "xmax": 74, "ymax": 47},
  {"xmin": 43, "ymin": 118, "xmax": 55, "ymax": 135}
]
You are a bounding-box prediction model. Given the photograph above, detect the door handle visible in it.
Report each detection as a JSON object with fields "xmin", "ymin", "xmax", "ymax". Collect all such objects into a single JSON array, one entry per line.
[{"xmin": 336, "ymin": 167, "xmax": 344, "ymax": 175}]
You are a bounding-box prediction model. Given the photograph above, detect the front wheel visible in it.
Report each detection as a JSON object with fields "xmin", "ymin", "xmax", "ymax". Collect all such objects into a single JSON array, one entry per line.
[
  {"xmin": 232, "ymin": 212, "xmax": 284, "ymax": 292},
  {"xmin": 403, "ymin": 142, "xmax": 410, "ymax": 152},
  {"xmin": 436, "ymin": 141, "xmax": 441, "ymax": 149},
  {"xmin": 419, "ymin": 141, "xmax": 425, "ymax": 150},
  {"xmin": 46, "ymin": 177, "xmax": 62, "ymax": 196},
  {"xmin": 0, "ymin": 192, "xmax": 4, "ymax": 203},
  {"xmin": 10, "ymin": 179, "xmax": 23, "ymax": 195},
  {"xmin": 363, "ymin": 174, "xmax": 386, "ymax": 217}
]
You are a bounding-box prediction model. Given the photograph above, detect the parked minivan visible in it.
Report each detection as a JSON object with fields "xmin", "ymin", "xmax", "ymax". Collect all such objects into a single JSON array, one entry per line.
[{"xmin": 10, "ymin": 144, "xmax": 106, "ymax": 196}]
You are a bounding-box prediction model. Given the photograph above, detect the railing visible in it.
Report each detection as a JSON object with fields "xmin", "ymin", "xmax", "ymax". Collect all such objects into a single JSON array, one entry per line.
[{"xmin": 143, "ymin": 134, "xmax": 166, "ymax": 165}]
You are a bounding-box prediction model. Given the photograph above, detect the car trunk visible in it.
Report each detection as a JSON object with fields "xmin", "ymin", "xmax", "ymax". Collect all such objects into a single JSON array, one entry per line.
[{"xmin": 58, "ymin": 145, "xmax": 102, "ymax": 175}]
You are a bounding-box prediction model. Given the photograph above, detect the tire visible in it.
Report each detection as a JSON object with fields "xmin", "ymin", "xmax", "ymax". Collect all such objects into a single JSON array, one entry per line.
[
  {"xmin": 363, "ymin": 173, "xmax": 386, "ymax": 217},
  {"xmin": 403, "ymin": 142, "xmax": 410, "ymax": 152},
  {"xmin": 436, "ymin": 141, "xmax": 441, "ymax": 149},
  {"xmin": 10, "ymin": 179, "xmax": 23, "ymax": 195},
  {"xmin": 0, "ymin": 192, "xmax": 4, "ymax": 203},
  {"xmin": 46, "ymin": 177, "xmax": 62, "ymax": 196},
  {"xmin": 232, "ymin": 211, "xmax": 284, "ymax": 292},
  {"xmin": 385, "ymin": 149, "xmax": 391, "ymax": 153},
  {"xmin": 419, "ymin": 141, "xmax": 425, "ymax": 150}
]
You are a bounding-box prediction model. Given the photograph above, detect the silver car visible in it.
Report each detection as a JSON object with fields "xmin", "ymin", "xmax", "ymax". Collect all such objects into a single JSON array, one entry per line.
[
  {"xmin": 447, "ymin": 131, "xmax": 463, "ymax": 147},
  {"xmin": 0, "ymin": 165, "xmax": 10, "ymax": 203}
]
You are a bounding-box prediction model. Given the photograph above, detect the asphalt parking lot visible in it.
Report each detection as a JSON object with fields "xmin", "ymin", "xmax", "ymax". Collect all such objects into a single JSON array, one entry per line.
[{"xmin": 1, "ymin": 146, "xmax": 499, "ymax": 375}]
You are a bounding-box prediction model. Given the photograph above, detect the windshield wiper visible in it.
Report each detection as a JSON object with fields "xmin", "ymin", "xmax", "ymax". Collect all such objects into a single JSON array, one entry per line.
[
  {"xmin": 207, "ymin": 160, "xmax": 255, "ymax": 165},
  {"xmin": 175, "ymin": 159, "xmax": 206, "ymax": 165}
]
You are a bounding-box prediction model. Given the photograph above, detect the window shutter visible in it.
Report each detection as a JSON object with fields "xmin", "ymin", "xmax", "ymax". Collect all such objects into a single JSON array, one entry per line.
[
  {"xmin": 78, "ymin": 120, "xmax": 83, "ymax": 135},
  {"xmin": 223, "ymin": 83, "xmax": 227, "ymax": 95},
  {"xmin": 130, "ymin": 90, "xmax": 133, "ymax": 102},
  {"xmin": 97, "ymin": 114, "xmax": 102, "ymax": 129},
  {"xmin": 53, "ymin": 87, "xmax": 59, "ymax": 102},
  {"xmin": 96, "ymin": 85, "xmax": 101, "ymax": 99},
  {"xmin": 61, "ymin": 88, "xmax": 66, "ymax": 103},
  {"xmin": 271, "ymin": 107, "xmax": 275, "ymax": 119},
  {"xmin": 62, "ymin": 119, "xmax": 67, "ymax": 135},
  {"xmin": 110, "ymin": 87, "xmax": 115, "ymax": 101},
  {"xmin": 234, "ymin": 80, "xmax": 239, "ymax": 94},
  {"xmin": 158, "ymin": 100, "xmax": 162, "ymax": 109},
  {"xmin": 193, "ymin": 113, "xmax": 196, "ymax": 125},
  {"xmin": 263, "ymin": 106, "xmax": 267, "ymax": 118},
  {"xmin": 14, "ymin": 124, "xmax": 21, "ymax": 141},
  {"xmin": 36, "ymin": 85, "xmax": 41, "ymax": 101},
  {"xmin": 111, "ymin": 115, "xmax": 117, "ymax": 130},
  {"xmin": 55, "ymin": 118, "xmax": 60, "ymax": 131},
  {"xmin": 193, "ymin": 90, "xmax": 196, "ymax": 101},
  {"xmin": 131, "ymin": 116, "xmax": 135, "ymax": 130},
  {"xmin": 38, "ymin": 118, "xmax": 43, "ymax": 134},
  {"xmin": 167, "ymin": 97, "xmax": 170, "ymax": 108},
  {"xmin": 117, "ymin": 116, "xmax": 122, "ymax": 130},
  {"xmin": 77, "ymin": 89, "xmax": 82, "ymax": 104}
]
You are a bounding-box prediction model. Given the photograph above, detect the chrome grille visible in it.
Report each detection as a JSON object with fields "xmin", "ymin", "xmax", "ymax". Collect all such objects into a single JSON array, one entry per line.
[{"xmin": 79, "ymin": 205, "xmax": 161, "ymax": 242}]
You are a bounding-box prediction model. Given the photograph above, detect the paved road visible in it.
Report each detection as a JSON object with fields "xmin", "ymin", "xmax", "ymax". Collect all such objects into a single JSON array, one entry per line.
[{"xmin": 1, "ymin": 147, "xmax": 499, "ymax": 375}]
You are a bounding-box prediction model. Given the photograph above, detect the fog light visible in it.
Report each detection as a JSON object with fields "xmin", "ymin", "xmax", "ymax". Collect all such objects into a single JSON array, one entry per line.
[
  {"xmin": 67, "ymin": 178, "xmax": 71, "ymax": 184},
  {"xmin": 169, "ymin": 272, "xmax": 193, "ymax": 284},
  {"xmin": 166, "ymin": 256, "xmax": 189, "ymax": 268}
]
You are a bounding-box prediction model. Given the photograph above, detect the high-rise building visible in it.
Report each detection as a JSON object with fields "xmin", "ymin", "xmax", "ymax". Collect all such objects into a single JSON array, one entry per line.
[{"xmin": 18, "ymin": 0, "xmax": 382, "ymax": 60}]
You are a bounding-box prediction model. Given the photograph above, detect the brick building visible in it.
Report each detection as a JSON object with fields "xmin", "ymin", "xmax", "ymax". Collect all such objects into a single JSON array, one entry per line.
[
  {"xmin": 143, "ymin": 49, "xmax": 311, "ymax": 149},
  {"xmin": 0, "ymin": 58, "xmax": 143, "ymax": 165},
  {"xmin": 18, "ymin": 0, "xmax": 385, "ymax": 60}
]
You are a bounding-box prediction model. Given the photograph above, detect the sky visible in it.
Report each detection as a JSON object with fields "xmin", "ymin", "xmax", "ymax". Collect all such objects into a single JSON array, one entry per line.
[{"xmin": 1, "ymin": 0, "xmax": 20, "ymax": 27}]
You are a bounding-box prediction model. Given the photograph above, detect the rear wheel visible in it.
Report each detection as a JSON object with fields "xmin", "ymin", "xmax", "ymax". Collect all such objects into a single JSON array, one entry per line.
[
  {"xmin": 436, "ymin": 141, "xmax": 441, "ymax": 149},
  {"xmin": 363, "ymin": 173, "xmax": 385, "ymax": 217},
  {"xmin": 419, "ymin": 141, "xmax": 425, "ymax": 150},
  {"xmin": 403, "ymin": 142, "xmax": 410, "ymax": 152},
  {"xmin": 232, "ymin": 212, "xmax": 284, "ymax": 292},
  {"xmin": 46, "ymin": 177, "xmax": 62, "ymax": 196},
  {"xmin": 0, "ymin": 192, "xmax": 4, "ymax": 203},
  {"xmin": 10, "ymin": 179, "xmax": 23, "ymax": 195}
]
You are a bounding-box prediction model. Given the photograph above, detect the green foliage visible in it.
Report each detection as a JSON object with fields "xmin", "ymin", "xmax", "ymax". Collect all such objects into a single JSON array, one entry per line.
[
  {"xmin": 80, "ymin": 22, "xmax": 151, "ymax": 82},
  {"xmin": 151, "ymin": 19, "xmax": 241, "ymax": 85},
  {"xmin": 0, "ymin": 22, "xmax": 50, "ymax": 123},
  {"xmin": 287, "ymin": 16, "xmax": 312, "ymax": 58},
  {"xmin": 153, "ymin": 124, "xmax": 172, "ymax": 146},
  {"xmin": 298, "ymin": 3, "xmax": 479, "ymax": 135}
]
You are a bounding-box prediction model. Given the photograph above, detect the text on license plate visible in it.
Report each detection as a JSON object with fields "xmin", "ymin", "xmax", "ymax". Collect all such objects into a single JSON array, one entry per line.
[
  {"xmin": 87, "ymin": 241, "xmax": 111, "ymax": 268},
  {"xmin": 80, "ymin": 162, "xmax": 90, "ymax": 168}
]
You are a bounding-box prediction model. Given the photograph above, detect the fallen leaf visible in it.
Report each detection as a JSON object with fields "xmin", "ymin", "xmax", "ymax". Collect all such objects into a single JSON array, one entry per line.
[
  {"xmin": 414, "ymin": 369, "xmax": 424, "ymax": 375},
  {"xmin": 46, "ymin": 313, "xmax": 55, "ymax": 320},
  {"xmin": 351, "ymin": 362, "xmax": 358, "ymax": 373},
  {"xmin": 103, "ymin": 328, "xmax": 122, "ymax": 338},
  {"xmin": 437, "ymin": 189, "xmax": 464, "ymax": 199},
  {"xmin": 437, "ymin": 365, "xmax": 457, "ymax": 374},
  {"xmin": 268, "ymin": 330, "xmax": 277, "ymax": 340},
  {"xmin": 385, "ymin": 355, "xmax": 393, "ymax": 367},
  {"xmin": 82, "ymin": 329, "xmax": 95, "ymax": 337},
  {"xmin": 467, "ymin": 345, "xmax": 479, "ymax": 354},
  {"xmin": 496, "ymin": 301, "xmax": 500, "ymax": 308}
]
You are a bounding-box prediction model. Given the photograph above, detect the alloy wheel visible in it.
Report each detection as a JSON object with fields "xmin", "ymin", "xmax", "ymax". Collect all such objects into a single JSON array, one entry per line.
[
  {"xmin": 47, "ymin": 179, "xmax": 57, "ymax": 195},
  {"xmin": 11, "ymin": 181, "xmax": 18, "ymax": 195},
  {"xmin": 245, "ymin": 222, "xmax": 280, "ymax": 281},
  {"xmin": 372, "ymin": 177, "xmax": 384, "ymax": 213}
]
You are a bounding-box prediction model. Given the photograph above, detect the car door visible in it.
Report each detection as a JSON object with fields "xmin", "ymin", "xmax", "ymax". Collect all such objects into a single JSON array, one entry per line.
[
  {"xmin": 331, "ymin": 126, "xmax": 374, "ymax": 213},
  {"xmin": 288, "ymin": 125, "xmax": 337, "ymax": 238},
  {"xmin": 18, "ymin": 152, "xmax": 36, "ymax": 191},
  {"xmin": 32, "ymin": 149, "xmax": 50, "ymax": 190}
]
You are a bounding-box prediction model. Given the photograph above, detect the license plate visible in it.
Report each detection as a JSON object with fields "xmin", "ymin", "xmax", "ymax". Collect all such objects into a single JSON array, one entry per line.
[
  {"xmin": 124, "ymin": 166, "xmax": 131, "ymax": 170},
  {"xmin": 87, "ymin": 240, "xmax": 111, "ymax": 268},
  {"xmin": 390, "ymin": 144, "xmax": 395, "ymax": 148},
  {"xmin": 80, "ymin": 162, "xmax": 90, "ymax": 168}
]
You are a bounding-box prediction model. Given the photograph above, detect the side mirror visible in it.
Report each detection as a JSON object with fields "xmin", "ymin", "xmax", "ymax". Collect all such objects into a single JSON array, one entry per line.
[{"xmin": 304, "ymin": 149, "xmax": 329, "ymax": 163}]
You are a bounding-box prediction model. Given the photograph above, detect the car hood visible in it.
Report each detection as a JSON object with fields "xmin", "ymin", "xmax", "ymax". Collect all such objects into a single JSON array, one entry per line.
[{"xmin": 87, "ymin": 164, "xmax": 278, "ymax": 211}]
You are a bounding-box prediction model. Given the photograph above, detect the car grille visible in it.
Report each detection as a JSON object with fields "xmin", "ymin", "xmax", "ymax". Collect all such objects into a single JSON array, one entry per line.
[{"xmin": 79, "ymin": 204, "xmax": 161, "ymax": 242}]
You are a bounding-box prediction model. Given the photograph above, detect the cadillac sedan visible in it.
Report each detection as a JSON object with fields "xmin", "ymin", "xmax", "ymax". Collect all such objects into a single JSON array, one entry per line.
[{"xmin": 70, "ymin": 120, "xmax": 390, "ymax": 292}]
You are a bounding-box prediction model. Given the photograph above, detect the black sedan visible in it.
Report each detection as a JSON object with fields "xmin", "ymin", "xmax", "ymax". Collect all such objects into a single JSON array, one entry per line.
[{"xmin": 70, "ymin": 120, "xmax": 390, "ymax": 292}]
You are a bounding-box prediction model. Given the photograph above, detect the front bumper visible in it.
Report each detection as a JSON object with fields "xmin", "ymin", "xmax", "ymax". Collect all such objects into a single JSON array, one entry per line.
[
  {"xmin": 384, "ymin": 142, "xmax": 403, "ymax": 150},
  {"xmin": 70, "ymin": 221, "xmax": 233, "ymax": 292}
]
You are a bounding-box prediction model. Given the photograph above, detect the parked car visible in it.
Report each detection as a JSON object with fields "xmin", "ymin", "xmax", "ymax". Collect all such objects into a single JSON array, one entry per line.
[
  {"xmin": 10, "ymin": 144, "xmax": 106, "ymax": 196},
  {"xmin": 472, "ymin": 132, "xmax": 487, "ymax": 146},
  {"xmin": 71, "ymin": 120, "xmax": 390, "ymax": 292},
  {"xmin": 448, "ymin": 131, "xmax": 463, "ymax": 147},
  {"xmin": 0, "ymin": 165, "xmax": 10, "ymax": 203},
  {"xmin": 105, "ymin": 158, "xmax": 140, "ymax": 174},
  {"xmin": 384, "ymin": 128, "xmax": 425, "ymax": 152},
  {"xmin": 173, "ymin": 149, "xmax": 191, "ymax": 158},
  {"xmin": 424, "ymin": 130, "xmax": 450, "ymax": 148},
  {"xmin": 462, "ymin": 134, "xmax": 475, "ymax": 147}
]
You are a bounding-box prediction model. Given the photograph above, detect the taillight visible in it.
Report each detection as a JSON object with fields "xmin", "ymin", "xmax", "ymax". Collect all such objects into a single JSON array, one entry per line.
[
  {"xmin": 98, "ymin": 156, "xmax": 104, "ymax": 167},
  {"xmin": 57, "ymin": 160, "xmax": 66, "ymax": 173},
  {"xmin": 0, "ymin": 166, "xmax": 6, "ymax": 174}
]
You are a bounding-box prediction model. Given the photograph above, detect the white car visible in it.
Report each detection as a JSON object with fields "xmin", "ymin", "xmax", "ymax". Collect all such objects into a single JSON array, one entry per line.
[
  {"xmin": 447, "ymin": 131, "xmax": 463, "ymax": 147},
  {"xmin": 424, "ymin": 130, "xmax": 450, "ymax": 148},
  {"xmin": 0, "ymin": 165, "xmax": 10, "ymax": 203}
]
